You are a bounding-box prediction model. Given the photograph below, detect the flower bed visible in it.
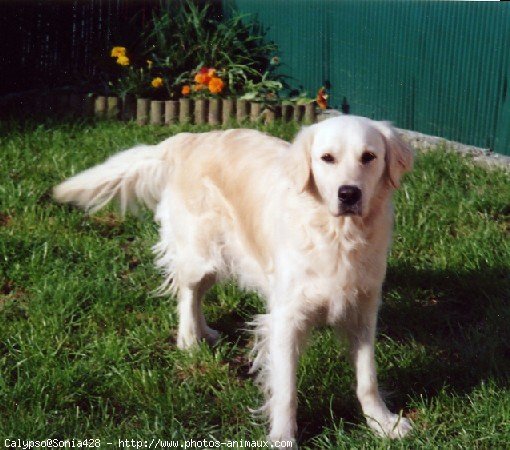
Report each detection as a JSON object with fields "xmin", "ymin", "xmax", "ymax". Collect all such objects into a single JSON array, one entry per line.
[
  {"xmin": 0, "ymin": 2, "xmax": 331, "ymax": 124},
  {"xmin": 99, "ymin": 46, "xmax": 325, "ymax": 125},
  {"xmin": 89, "ymin": 1, "xmax": 330, "ymax": 127}
]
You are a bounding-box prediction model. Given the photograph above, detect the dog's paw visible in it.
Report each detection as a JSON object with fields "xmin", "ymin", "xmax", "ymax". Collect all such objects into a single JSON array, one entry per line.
[
  {"xmin": 367, "ymin": 413, "xmax": 412, "ymax": 439},
  {"xmin": 268, "ymin": 436, "xmax": 297, "ymax": 449},
  {"xmin": 177, "ymin": 327, "xmax": 220, "ymax": 349},
  {"xmin": 176, "ymin": 333, "xmax": 199, "ymax": 350},
  {"xmin": 203, "ymin": 326, "xmax": 220, "ymax": 345}
]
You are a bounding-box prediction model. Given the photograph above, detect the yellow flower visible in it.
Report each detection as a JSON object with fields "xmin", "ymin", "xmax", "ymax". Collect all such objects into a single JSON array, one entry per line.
[
  {"xmin": 192, "ymin": 83, "xmax": 207, "ymax": 92},
  {"xmin": 111, "ymin": 46, "xmax": 126, "ymax": 58},
  {"xmin": 147, "ymin": 60, "xmax": 153, "ymax": 69},
  {"xmin": 116, "ymin": 55, "xmax": 130, "ymax": 66},
  {"xmin": 151, "ymin": 77, "xmax": 164, "ymax": 89},
  {"xmin": 181, "ymin": 85, "xmax": 191, "ymax": 95},
  {"xmin": 208, "ymin": 77, "xmax": 224, "ymax": 94}
]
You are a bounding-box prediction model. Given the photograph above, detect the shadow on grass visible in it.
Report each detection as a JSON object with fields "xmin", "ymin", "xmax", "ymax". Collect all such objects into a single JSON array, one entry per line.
[
  {"xmin": 297, "ymin": 263, "xmax": 509, "ymax": 443},
  {"xmin": 380, "ymin": 263, "xmax": 509, "ymax": 395},
  {"xmin": 208, "ymin": 264, "xmax": 509, "ymax": 444}
]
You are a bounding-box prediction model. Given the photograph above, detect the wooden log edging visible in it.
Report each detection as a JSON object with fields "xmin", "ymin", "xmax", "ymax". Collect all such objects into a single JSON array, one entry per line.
[
  {"xmin": 194, "ymin": 98, "xmax": 207, "ymax": 125},
  {"xmin": 179, "ymin": 98, "xmax": 191, "ymax": 124},
  {"xmin": 264, "ymin": 105, "xmax": 278, "ymax": 124},
  {"xmin": 236, "ymin": 99, "xmax": 249, "ymax": 123},
  {"xmin": 222, "ymin": 98, "xmax": 234, "ymax": 125},
  {"xmin": 304, "ymin": 103, "xmax": 316, "ymax": 123},
  {"xmin": 107, "ymin": 96, "xmax": 119, "ymax": 119},
  {"xmin": 136, "ymin": 97, "xmax": 318, "ymax": 125},
  {"xmin": 136, "ymin": 98, "xmax": 150, "ymax": 125},
  {"xmin": 94, "ymin": 96, "xmax": 107, "ymax": 117},
  {"xmin": 0, "ymin": 91, "xmax": 320, "ymax": 125},
  {"xmin": 122, "ymin": 95, "xmax": 137, "ymax": 121},
  {"xmin": 150, "ymin": 101, "xmax": 164, "ymax": 125},
  {"xmin": 208, "ymin": 98, "xmax": 220, "ymax": 126},
  {"xmin": 165, "ymin": 100, "xmax": 178, "ymax": 125},
  {"xmin": 281, "ymin": 104, "xmax": 293, "ymax": 122},
  {"xmin": 250, "ymin": 102, "xmax": 262, "ymax": 122},
  {"xmin": 293, "ymin": 104, "xmax": 304, "ymax": 122}
]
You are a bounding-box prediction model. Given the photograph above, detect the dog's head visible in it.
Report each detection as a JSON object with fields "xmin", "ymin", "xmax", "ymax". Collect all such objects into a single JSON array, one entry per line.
[{"xmin": 287, "ymin": 115, "xmax": 413, "ymax": 217}]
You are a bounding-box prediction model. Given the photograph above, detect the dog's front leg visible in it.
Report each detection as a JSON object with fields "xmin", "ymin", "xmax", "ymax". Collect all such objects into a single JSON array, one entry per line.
[
  {"xmin": 346, "ymin": 291, "xmax": 412, "ymax": 439},
  {"xmin": 266, "ymin": 307, "xmax": 305, "ymax": 445}
]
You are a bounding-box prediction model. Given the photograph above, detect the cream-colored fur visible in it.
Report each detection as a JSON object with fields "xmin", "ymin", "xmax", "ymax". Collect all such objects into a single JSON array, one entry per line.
[{"xmin": 53, "ymin": 116, "xmax": 414, "ymax": 443}]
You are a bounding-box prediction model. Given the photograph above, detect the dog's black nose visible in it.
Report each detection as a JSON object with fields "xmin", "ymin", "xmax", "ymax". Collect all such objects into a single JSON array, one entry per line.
[{"xmin": 338, "ymin": 185, "xmax": 362, "ymax": 205}]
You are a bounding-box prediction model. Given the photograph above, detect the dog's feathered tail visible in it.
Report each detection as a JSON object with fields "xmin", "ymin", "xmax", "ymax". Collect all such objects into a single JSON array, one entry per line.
[{"xmin": 53, "ymin": 144, "xmax": 168, "ymax": 214}]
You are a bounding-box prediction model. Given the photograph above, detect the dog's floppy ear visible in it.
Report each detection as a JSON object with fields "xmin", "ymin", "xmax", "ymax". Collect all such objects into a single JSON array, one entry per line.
[
  {"xmin": 375, "ymin": 121, "xmax": 414, "ymax": 189},
  {"xmin": 287, "ymin": 125, "xmax": 315, "ymax": 192}
]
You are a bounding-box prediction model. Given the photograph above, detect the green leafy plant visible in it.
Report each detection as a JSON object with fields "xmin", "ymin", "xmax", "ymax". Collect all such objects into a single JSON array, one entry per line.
[
  {"xmin": 108, "ymin": 66, "xmax": 152, "ymax": 99},
  {"xmin": 103, "ymin": 47, "xmax": 168, "ymax": 100},
  {"xmin": 283, "ymin": 85, "xmax": 318, "ymax": 105},
  {"xmin": 144, "ymin": 0, "xmax": 280, "ymax": 98},
  {"xmin": 147, "ymin": 1, "xmax": 276, "ymax": 72},
  {"xmin": 100, "ymin": 1, "xmax": 284, "ymax": 100},
  {"xmin": 287, "ymin": 92, "xmax": 316, "ymax": 105},
  {"xmin": 239, "ymin": 71, "xmax": 283, "ymax": 103}
]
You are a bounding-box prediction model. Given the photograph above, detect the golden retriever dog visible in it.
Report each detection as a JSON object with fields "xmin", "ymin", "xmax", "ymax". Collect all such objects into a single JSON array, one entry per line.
[{"xmin": 54, "ymin": 116, "xmax": 413, "ymax": 443}]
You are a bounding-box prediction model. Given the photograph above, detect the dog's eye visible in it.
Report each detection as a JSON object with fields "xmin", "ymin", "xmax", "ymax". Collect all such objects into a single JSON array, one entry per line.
[
  {"xmin": 361, "ymin": 152, "xmax": 376, "ymax": 165},
  {"xmin": 321, "ymin": 153, "xmax": 335, "ymax": 164}
]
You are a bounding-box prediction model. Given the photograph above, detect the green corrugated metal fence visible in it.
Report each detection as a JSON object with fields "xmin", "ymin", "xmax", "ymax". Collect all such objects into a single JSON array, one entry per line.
[{"xmin": 227, "ymin": 0, "xmax": 510, "ymax": 155}]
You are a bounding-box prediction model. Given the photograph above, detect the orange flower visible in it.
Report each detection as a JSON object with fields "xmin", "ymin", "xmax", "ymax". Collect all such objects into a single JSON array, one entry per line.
[
  {"xmin": 208, "ymin": 77, "xmax": 224, "ymax": 94},
  {"xmin": 181, "ymin": 85, "xmax": 191, "ymax": 95},
  {"xmin": 192, "ymin": 84, "xmax": 207, "ymax": 92},
  {"xmin": 194, "ymin": 73, "xmax": 208, "ymax": 85},
  {"xmin": 194, "ymin": 67, "xmax": 210, "ymax": 85},
  {"xmin": 270, "ymin": 56, "xmax": 280, "ymax": 66},
  {"xmin": 194, "ymin": 67, "xmax": 217, "ymax": 85},
  {"xmin": 317, "ymin": 87, "xmax": 328, "ymax": 110}
]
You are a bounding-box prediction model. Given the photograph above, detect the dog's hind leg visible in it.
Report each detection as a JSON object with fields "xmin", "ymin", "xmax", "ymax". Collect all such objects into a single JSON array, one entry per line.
[
  {"xmin": 176, "ymin": 273, "xmax": 219, "ymax": 350},
  {"xmin": 196, "ymin": 273, "xmax": 220, "ymax": 345},
  {"xmin": 264, "ymin": 306, "xmax": 308, "ymax": 444},
  {"xmin": 155, "ymin": 194, "xmax": 220, "ymax": 349}
]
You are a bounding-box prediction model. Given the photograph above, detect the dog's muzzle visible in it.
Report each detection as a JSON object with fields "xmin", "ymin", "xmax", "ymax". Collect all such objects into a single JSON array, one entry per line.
[{"xmin": 338, "ymin": 185, "xmax": 362, "ymax": 216}]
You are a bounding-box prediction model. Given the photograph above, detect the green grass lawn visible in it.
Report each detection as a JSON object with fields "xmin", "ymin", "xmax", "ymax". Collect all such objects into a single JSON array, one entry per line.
[{"xmin": 0, "ymin": 119, "xmax": 509, "ymax": 448}]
